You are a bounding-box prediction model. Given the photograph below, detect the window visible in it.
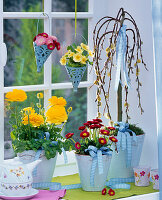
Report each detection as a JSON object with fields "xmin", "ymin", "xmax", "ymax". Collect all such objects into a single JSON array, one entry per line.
[{"xmin": 0, "ymin": 0, "xmax": 95, "ymax": 161}]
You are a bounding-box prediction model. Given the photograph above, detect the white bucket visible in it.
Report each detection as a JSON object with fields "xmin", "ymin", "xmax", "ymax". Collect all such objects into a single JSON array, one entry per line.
[
  {"xmin": 17, "ymin": 150, "xmax": 57, "ymax": 183},
  {"xmin": 108, "ymin": 134, "xmax": 145, "ymax": 179},
  {"xmin": 75, "ymin": 154, "xmax": 112, "ymax": 191}
]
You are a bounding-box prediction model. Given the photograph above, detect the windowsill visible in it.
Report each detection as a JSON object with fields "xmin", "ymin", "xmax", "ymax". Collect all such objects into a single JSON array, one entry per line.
[{"xmin": 119, "ymin": 192, "xmax": 159, "ymax": 200}]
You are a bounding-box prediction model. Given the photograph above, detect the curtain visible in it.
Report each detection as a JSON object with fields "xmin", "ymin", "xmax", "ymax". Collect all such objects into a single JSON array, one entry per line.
[{"xmin": 152, "ymin": 0, "xmax": 162, "ymax": 198}]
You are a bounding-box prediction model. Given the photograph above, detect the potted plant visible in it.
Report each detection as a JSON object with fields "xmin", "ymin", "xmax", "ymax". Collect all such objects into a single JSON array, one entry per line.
[
  {"xmin": 64, "ymin": 118, "xmax": 118, "ymax": 191},
  {"xmin": 5, "ymin": 89, "xmax": 72, "ymax": 183},
  {"xmin": 107, "ymin": 122, "xmax": 145, "ymax": 179},
  {"xmin": 60, "ymin": 43, "xmax": 93, "ymax": 92}
]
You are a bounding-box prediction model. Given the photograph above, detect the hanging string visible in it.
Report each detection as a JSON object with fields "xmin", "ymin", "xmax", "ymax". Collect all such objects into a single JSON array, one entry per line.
[{"xmin": 75, "ymin": 0, "xmax": 77, "ymax": 37}]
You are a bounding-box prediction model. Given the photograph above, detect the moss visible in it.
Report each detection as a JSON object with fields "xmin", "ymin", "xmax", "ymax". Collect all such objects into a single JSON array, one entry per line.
[{"xmin": 128, "ymin": 124, "xmax": 145, "ymax": 136}]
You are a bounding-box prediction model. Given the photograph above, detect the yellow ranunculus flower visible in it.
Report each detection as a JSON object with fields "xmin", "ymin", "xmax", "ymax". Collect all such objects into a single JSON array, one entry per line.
[
  {"xmin": 65, "ymin": 50, "xmax": 71, "ymax": 56},
  {"xmin": 75, "ymin": 46, "xmax": 83, "ymax": 53},
  {"xmin": 37, "ymin": 93, "xmax": 43, "ymax": 99},
  {"xmin": 5, "ymin": 89, "xmax": 27, "ymax": 102},
  {"xmin": 73, "ymin": 53, "xmax": 82, "ymax": 62},
  {"xmin": 81, "ymin": 56, "xmax": 87, "ymax": 65},
  {"xmin": 88, "ymin": 50, "xmax": 94, "ymax": 58},
  {"xmin": 68, "ymin": 52, "xmax": 75, "ymax": 58},
  {"xmin": 22, "ymin": 107, "xmax": 35, "ymax": 115},
  {"xmin": 81, "ymin": 43, "xmax": 89, "ymax": 51},
  {"xmin": 45, "ymin": 105, "xmax": 68, "ymax": 125},
  {"xmin": 60, "ymin": 56, "xmax": 67, "ymax": 65},
  {"xmin": 22, "ymin": 113, "xmax": 44, "ymax": 127},
  {"xmin": 48, "ymin": 96, "xmax": 67, "ymax": 107}
]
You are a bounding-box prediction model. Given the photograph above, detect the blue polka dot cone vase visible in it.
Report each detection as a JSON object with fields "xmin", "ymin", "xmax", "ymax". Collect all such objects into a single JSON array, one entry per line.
[{"xmin": 65, "ymin": 65, "xmax": 87, "ymax": 92}]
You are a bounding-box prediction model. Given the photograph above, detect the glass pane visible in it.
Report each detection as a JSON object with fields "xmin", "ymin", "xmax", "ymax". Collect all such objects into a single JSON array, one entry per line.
[
  {"xmin": 4, "ymin": 91, "xmax": 44, "ymax": 159},
  {"xmin": 52, "ymin": 0, "xmax": 88, "ymax": 12},
  {"xmin": 3, "ymin": 0, "xmax": 43, "ymax": 12},
  {"xmin": 4, "ymin": 19, "xmax": 44, "ymax": 87},
  {"xmin": 52, "ymin": 19, "xmax": 88, "ymax": 83},
  {"xmin": 52, "ymin": 88, "xmax": 87, "ymax": 141}
]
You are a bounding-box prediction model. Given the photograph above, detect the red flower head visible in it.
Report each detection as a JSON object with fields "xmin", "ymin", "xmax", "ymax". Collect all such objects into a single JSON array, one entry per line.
[
  {"xmin": 33, "ymin": 36, "xmax": 37, "ymax": 42},
  {"xmin": 93, "ymin": 118, "xmax": 102, "ymax": 123},
  {"xmin": 109, "ymin": 136, "xmax": 118, "ymax": 143},
  {"xmin": 41, "ymin": 32, "xmax": 48, "ymax": 38},
  {"xmin": 78, "ymin": 126, "xmax": 86, "ymax": 130},
  {"xmin": 87, "ymin": 121, "xmax": 93, "ymax": 124},
  {"xmin": 90, "ymin": 124, "xmax": 101, "ymax": 129},
  {"xmin": 140, "ymin": 171, "xmax": 145, "ymax": 176},
  {"xmin": 108, "ymin": 188, "xmax": 115, "ymax": 196},
  {"xmin": 65, "ymin": 133, "xmax": 74, "ymax": 139},
  {"xmin": 80, "ymin": 130, "xmax": 90, "ymax": 138},
  {"xmin": 47, "ymin": 43, "xmax": 55, "ymax": 50},
  {"xmin": 37, "ymin": 33, "xmax": 43, "ymax": 37},
  {"xmin": 101, "ymin": 188, "xmax": 107, "ymax": 195},
  {"xmin": 100, "ymin": 129, "xmax": 110, "ymax": 136},
  {"xmin": 155, "ymin": 174, "xmax": 159, "ymax": 180},
  {"xmin": 99, "ymin": 138, "xmax": 107, "ymax": 145},
  {"xmin": 83, "ymin": 122, "xmax": 90, "ymax": 127},
  {"xmin": 75, "ymin": 142, "xmax": 81, "ymax": 150},
  {"xmin": 92, "ymin": 120, "xmax": 99, "ymax": 124},
  {"xmin": 108, "ymin": 127, "xmax": 116, "ymax": 130},
  {"xmin": 56, "ymin": 42, "xmax": 61, "ymax": 50}
]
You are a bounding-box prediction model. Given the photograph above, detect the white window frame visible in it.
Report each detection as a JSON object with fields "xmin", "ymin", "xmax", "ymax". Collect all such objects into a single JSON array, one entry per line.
[{"xmin": 0, "ymin": 0, "xmax": 96, "ymax": 163}]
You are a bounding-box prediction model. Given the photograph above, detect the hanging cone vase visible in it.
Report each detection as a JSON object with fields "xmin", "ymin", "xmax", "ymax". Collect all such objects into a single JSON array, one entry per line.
[
  {"xmin": 33, "ymin": 42, "xmax": 53, "ymax": 72},
  {"xmin": 65, "ymin": 65, "xmax": 86, "ymax": 92}
]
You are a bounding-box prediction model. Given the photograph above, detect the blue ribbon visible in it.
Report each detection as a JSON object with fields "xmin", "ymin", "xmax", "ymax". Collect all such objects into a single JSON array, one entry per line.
[
  {"xmin": 107, "ymin": 177, "xmax": 135, "ymax": 189},
  {"xmin": 85, "ymin": 145, "xmax": 112, "ymax": 186},
  {"xmin": 115, "ymin": 122, "xmax": 137, "ymax": 167},
  {"xmin": 115, "ymin": 24, "xmax": 131, "ymax": 90}
]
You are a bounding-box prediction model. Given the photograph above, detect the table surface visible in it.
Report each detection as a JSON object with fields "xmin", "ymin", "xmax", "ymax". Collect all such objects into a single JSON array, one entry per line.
[{"xmin": 52, "ymin": 174, "xmax": 158, "ymax": 200}]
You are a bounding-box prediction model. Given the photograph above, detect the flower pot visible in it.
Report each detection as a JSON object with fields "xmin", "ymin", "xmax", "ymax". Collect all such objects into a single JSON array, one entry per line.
[
  {"xmin": 75, "ymin": 154, "xmax": 112, "ymax": 191},
  {"xmin": 17, "ymin": 150, "xmax": 57, "ymax": 183},
  {"xmin": 108, "ymin": 134, "xmax": 145, "ymax": 179}
]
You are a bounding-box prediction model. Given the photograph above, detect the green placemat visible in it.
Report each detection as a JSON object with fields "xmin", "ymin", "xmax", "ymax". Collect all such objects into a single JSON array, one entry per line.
[{"xmin": 52, "ymin": 174, "xmax": 158, "ymax": 200}]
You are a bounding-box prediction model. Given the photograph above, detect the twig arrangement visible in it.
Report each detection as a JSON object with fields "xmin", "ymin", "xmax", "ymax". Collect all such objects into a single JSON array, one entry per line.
[{"xmin": 92, "ymin": 8, "xmax": 147, "ymax": 122}]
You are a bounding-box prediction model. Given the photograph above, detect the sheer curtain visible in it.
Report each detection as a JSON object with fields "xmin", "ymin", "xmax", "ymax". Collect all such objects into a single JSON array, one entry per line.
[{"xmin": 152, "ymin": 0, "xmax": 162, "ymax": 198}]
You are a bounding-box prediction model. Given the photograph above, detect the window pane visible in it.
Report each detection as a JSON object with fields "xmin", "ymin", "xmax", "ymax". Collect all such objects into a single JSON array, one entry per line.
[
  {"xmin": 3, "ymin": 0, "xmax": 43, "ymax": 12},
  {"xmin": 4, "ymin": 19, "xmax": 44, "ymax": 87},
  {"xmin": 52, "ymin": 19, "xmax": 88, "ymax": 83},
  {"xmin": 4, "ymin": 91, "xmax": 44, "ymax": 159},
  {"xmin": 52, "ymin": 0, "xmax": 88, "ymax": 12},
  {"xmin": 52, "ymin": 88, "xmax": 87, "ymax": 141}
]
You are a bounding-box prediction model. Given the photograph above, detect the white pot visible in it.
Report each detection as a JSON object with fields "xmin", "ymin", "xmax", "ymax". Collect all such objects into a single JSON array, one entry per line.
[
  {"xmin": 108, "ymin": 134, "xmax": 145, "ymax": 179},
  {"xmin": 17, "ymin": 150, "xmax": 57, "ymax": 183},
  {"xmin": 75, "ymin": 154, "xmax": 112, "ymax": 191}
]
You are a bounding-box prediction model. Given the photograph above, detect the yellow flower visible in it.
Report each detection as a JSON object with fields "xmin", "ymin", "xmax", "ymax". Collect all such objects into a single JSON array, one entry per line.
[
  {"xmin": 67, "ymin": 107, "xmax": 72, "ymax": 113},
  {"xmin": 75, "ymin": 46, "xmax": 83, "ymax": 53},
  {"xmin": 22, "ymin": 113, "xmax": 44, "ymax": 127},
  {"xmin": 68, "ymin": 52, "xmax": 75, "ymax": 58},
  {"xmin": 45, "ymin": 105, "xmax": 68, "ymax": 125},
  {"xmin": 37, "ymin": 93, "xmax": 43, "ymax": 99},
  {"xmin": 5, "ymin": 89, "xmax": 27, "ymax": 102},
  {"xmin": 81, "ymin": 43, "xmax": 89, "ymax": 51},
  {"xmin": 73, "ymin": 53, "xmax": 82, "ymax": 62},
  {"xmin": 65, "ymin": 50, "xmax": 71, "ymax": 56},
  {"xmin": 22, "ymin": 107, "xmax": 35, "ymax": 115},
  {"xmin": 60, "ymin": 56, "xmax": 67, "ymax": 65},
  {"xmin": 88, "ymin": 50, "xmax": 94, "ymax": 57},
  {"xmin": 48, "ymin": 96, "xmax": 67, "ymax": 107},
  {"xmin": 81, "ymin": 56, "xmax": 87, "ymax": 64}
]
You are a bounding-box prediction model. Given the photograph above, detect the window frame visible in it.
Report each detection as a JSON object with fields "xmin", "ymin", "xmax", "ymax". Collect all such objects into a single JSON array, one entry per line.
[{"xmin": 0, "ymin": 0, "xmax": 95, "ymax": 162}]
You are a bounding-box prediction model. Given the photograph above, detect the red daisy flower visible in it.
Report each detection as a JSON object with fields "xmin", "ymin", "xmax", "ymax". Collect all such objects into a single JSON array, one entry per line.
[
  {"xmin": 78, "ymin": 126, "xmax": 86, "ymax": 130},
  {"xmin": 56, "ymin": 42, "xmax": 61, "ymax": 50},
  {"xmin": 47, "ymin": 43, "xmax": 55, "ymax": 50},
  {"xmin": 80, "ymin": 130, "xmax": 90, "ymax": 138},
  {"xmin": 93, "ymin": 118, "xmax": 102, "ymax": 123},
  {"xmin": 87, "ymin": 121, "xmax": 93, "ymax": 124},
  {"xmin": 100, "ymin": 129, "xmax": 110, "ymax": 136},
  {"xmin": 83, "ymin": 122, "xmax": 90, "ymax": 127},
  {"xmin": 98, "ymin": 138, "xmax": 107, "ymax": 145},
  {"xmin": 65, "ymin": 133, "xmax": 74, "ymax": 139},
  {"xmin": 108, "ymin": 127, "xmax": 116, "ymax": 130},
  {"xmin": 41, "ymin": 32, "xmax": 48, "ymax": 38},
  {"xmin": 75, "ymin": 142, "xmax": 81, "ymax": 150},
  {"xmin": 140, "ymin": 171, "xmax": 145, "ymax": 176},
  {"xmin": 101, "ymin": 188, "xmax": 107, "ymax": 195},
  {"xmin": 33, "ymin": 36, "xmax": 37, "ymax": 42},
  {"xmin": 109, "ymin": 136, "xmax": 118, "ymax": 143},
  {"xmin": 90, "ymin": 124, "xmax": 101, "ymax": 129},
  {"xmin": 37, "ymin": 33, "xmax": 43, "ymax": 37},
  {"xmin": 108, "ymin": 188, "xmax": 115, "ymax": 196},
  {"xmin": 92, "ymin": 120, "xmax": 99, "ymax": 124}
]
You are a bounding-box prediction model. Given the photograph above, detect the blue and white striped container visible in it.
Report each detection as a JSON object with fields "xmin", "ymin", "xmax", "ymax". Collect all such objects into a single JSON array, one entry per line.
[
  {"xmin": 108, "ymin": 134, "xmax": 145, "ymax": 179},
  {"xmin": 75, "ymin": 154, "xmax": 112, "ymax": 191}
]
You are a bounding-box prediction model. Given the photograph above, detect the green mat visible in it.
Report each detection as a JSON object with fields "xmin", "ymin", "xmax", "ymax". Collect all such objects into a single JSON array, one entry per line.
[{"xmin": 53, "ymin": 174, "xmax": 158, "ymax": 200}]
